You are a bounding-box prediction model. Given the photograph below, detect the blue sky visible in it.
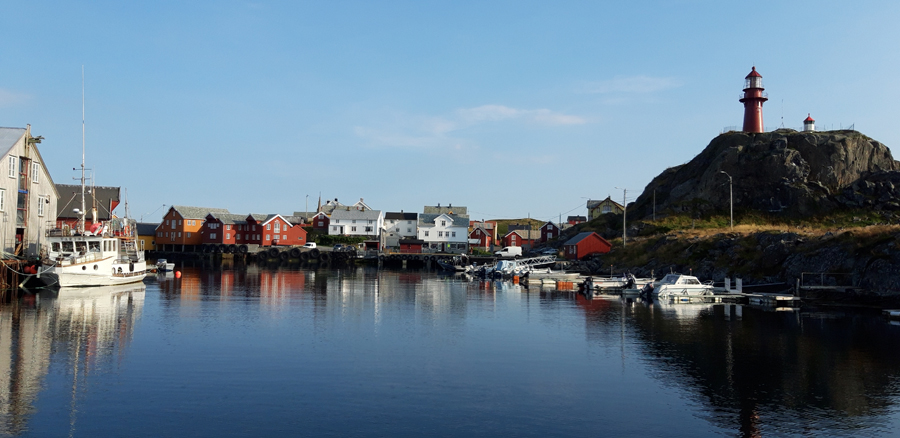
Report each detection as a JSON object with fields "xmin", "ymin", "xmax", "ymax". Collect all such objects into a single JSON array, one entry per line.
[{"xmin": 2, "ymin": 1, "xmax": 899, "ymax": 223}]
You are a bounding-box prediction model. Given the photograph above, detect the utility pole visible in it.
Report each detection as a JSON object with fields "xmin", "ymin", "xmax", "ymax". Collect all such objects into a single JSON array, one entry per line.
[
  {"xmin": 615, "ymin": 187, "xmax": 627, "ymax": 246},
  {"xmin": 719, "ymin": 171, "xmax": 733, "ymax": 230}
]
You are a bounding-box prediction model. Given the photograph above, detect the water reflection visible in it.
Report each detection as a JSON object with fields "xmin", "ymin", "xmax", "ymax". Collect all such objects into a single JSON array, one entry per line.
[
  {"xmin": 0, "ymin": 284, "xmax": 144, "ymax": 435},
  {"xmin": 581, "ymin": 296, "xmax": 900, "ymax": 436}
]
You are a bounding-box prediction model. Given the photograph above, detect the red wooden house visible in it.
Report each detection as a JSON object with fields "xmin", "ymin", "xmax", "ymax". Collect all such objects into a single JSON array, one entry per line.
[
  {"xmin": 310, "ymin": 212, "xmax": 330, "ymax": 231},
  {"xmin": 399, "ymin": 238, "xmax": 425, "ymax": 253},
  {"xmin": 257, "ymin": 214, "xmax": 307, "ymax": 247},
  {"xmin": 567, "ymin": 215, "xmax": 586, "ymax": 225},
  {"xmin": 502, "ymin": 230, "xmax": 541, "ymax": 250},
  {"xmin": 201, "ymin": 213, "xmax": 249, "ymax": 246},
  {"xmin": 468, "ymin": 225, "xmax": 493, "ymax": 250},
  {"xmin": 540, "ymin": 221, "xmax": 562, "ymax": 243},
  {"xmin": 563, "ymin": 232, "xmax": 611, "ymax": 260}
]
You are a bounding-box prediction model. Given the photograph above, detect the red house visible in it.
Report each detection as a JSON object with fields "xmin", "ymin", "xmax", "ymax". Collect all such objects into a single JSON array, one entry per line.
[
  {"xmin": 540, "ymin": 221, "xmax": 562, "ymax": 243},
  {"xmin": 468, "ymin": 225, "xmax": 493, "ymax": 250},
  {"xmin": 201, "ymin": 213, "xmax": 248, "ymax": 246},
  {"xmin": 311, "ymin": 212, "xmax": 330, "ymax": 231},
  {"xmin": 563, "ymin": 232, "xmax": 611, "ymax": 260},
  {"xmin": 256, "ymin": 214, "xmax": 307, "ymax": 247},
  {"xmin": 503, "ymin": 230, "xmax": 540, "ymax": 249},
  {"xmin": 399, "ymin": 238, "xmax": 425, "ymax": 253},
  {"xmin": 567, "ymin": 215, "xmax": 587, "ymax": 225}
]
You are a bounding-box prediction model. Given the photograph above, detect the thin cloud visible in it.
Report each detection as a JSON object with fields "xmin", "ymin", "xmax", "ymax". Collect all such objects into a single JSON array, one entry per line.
[
  {"xmin": 355, "ymin": 104, "xmax": 586, "ymax": 151},
  {"xmin": 585, "ymin": 76, "xmax": 682, "ymax": 94},
  {"xmin": 457, "ymin": 105, "xmax": 586, "ymax": 126},
  {"xmin": 0, "ymin": 89, "xmax": 31, "ymax": 108}
]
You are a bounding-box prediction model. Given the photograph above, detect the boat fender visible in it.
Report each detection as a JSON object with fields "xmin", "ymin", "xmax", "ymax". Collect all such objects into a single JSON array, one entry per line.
[{"xmin": 129, "ymin": 262, "xmax": 134, "ymax": 272}]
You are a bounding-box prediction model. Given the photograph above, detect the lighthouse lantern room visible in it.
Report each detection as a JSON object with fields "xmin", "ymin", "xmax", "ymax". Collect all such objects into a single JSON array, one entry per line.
[
  {"xmin": 739, "ymin": 66, "xmax": 768, "ymax": 133},
  {"xmin": 803, "ymin": 114, "xmax": 816, "ymax": 132}
]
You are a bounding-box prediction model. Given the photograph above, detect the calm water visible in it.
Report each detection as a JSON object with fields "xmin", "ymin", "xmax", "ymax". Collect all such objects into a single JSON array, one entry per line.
[{"xmin": 1, "ymin": 263, "xmax": 900, "ymax": 437}]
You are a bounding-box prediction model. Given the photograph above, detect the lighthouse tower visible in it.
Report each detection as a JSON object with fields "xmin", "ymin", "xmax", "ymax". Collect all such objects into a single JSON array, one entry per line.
[
  {"xmin": 739, "ymin": 66, "xmax": 768, "ymax": 133},
  {"xmin": 803, "ymin": 114, "xmax": 815, "ymax": 132}
]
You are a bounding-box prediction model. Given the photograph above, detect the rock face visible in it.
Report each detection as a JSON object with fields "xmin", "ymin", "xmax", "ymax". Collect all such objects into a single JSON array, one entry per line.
[{"xmin": 630, "ymin": 129, "xmax": 900, "ymax": 218}]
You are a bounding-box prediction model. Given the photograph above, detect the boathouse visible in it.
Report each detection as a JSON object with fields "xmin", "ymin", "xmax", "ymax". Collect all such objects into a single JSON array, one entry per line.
[{"xmin": 563, "ymin": 232, "xmax": 612, "ymax": 260}]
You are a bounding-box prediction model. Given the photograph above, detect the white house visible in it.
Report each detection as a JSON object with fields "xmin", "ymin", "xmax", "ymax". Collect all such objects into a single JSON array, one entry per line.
[
  {"xmin": 417, "ymin": 213, "xmax": 468, "ymax": 253},
  {"xmin": 0, "ymin": 126, "xmax": 59, "ymax": 257},
  {"xmin": 383, "ymin": 211, "xmax": 417, "ymax": 248},
  {"xmin": 329, "ymin": 208, "xmax": 383, "ymax": 238}
]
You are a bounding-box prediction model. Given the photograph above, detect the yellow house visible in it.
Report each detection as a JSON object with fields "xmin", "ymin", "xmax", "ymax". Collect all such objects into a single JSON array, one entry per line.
[
  {"xmin": 136, "ymin": 222, "xmax": 158, "ymax": 251},
  {"xmin": 587, "ymin": 196, "xmax": 624, "ymax": 221}
]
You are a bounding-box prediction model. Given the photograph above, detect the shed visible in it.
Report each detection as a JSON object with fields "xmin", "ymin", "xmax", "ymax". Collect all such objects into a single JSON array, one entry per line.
[{"xmin": 562, "ymin": 232, "xmax": 611, "ymax": 260}]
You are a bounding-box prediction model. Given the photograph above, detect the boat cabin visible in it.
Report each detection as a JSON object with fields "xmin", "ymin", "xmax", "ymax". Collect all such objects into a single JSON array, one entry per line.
[{"xmin": 658, "ymin": 274, "xmax": 703, "ymax": 286}]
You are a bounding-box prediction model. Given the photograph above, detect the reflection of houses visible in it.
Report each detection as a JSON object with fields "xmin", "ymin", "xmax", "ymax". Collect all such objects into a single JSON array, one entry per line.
[
  {"xmin": 156, "ymin": 205, "xmax": 230, "ymax": 252},
  {"xmin": 0, "ymin": 284, "xmax": 144, "ymax": 435},
  {"xmin": 55, "ymin": 184, "xmax": 119, "ymax": 231},
  {"xmin": 562, "ymin": 231, "xmax": 611, "ymax": 260},
  {"xmin": 0, "ymin": 126, "xmax": 59, "ymax": 257},
  {"xmin": 587, "ymin": 197, "xmax": 624, "ymax": 221}
]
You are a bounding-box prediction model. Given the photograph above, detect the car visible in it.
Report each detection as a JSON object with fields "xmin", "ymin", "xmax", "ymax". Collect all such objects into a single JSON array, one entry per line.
[
  {"xmin": 333, "ymin": 244, "xmax": 344, "ymax": 251},
  {"xmin": 539, "ymin": 247, "xmax": 558, "ymax": 255},
  {"xmin": 303, "ymin": 242, "xmax": 317, "ymax": 249}
]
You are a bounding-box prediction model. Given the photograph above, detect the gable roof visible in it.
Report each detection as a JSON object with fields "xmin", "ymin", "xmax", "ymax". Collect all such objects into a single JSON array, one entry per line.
[
  {"xmin": 0, "ymin": 128, "xmax": 26, "ymax": 156},
  {"xmin": 385, "ymin": 212, "xmax": 418, "ymax": 220},
  {"xmin": 418, "ymin": 213, "xmax": 468, "ymax": 227},
  {"xmin": 329, "ymin": 208, "xmax": 383, "ymax": 221},
  {"xmin": 206, "ymin": 213, "xmax": 250, "ymax": 225},
  {"xmin": 56, "ymin": 184, "xmax": 121, "ymax": 220},
  {"xmin": 587, "ymin": 197, "xmax": 624, "ymax": 210},
  {"xmin": 136, "ymin": 222, "xmax": 159, "ymax": 235},
  {"xmin": 171, "ymin": 205, "xmax": 230, "ymax": 219},
  {"xmin": 505, "ymin": 229, "xmax": 542, "ymax": 240},
  {"xmin": 564, "ymin": 231, "xmax": 609, "ymax": 246}
]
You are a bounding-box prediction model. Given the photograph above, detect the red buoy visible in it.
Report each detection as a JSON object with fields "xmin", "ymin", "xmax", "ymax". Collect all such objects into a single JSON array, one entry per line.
[{"xmin": 175, "ymin": 271, "xmax": 182, "ymax": 279}]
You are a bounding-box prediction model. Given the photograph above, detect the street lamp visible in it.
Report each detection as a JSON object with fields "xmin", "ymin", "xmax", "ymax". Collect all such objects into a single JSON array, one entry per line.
[{"xmin": 719, "ymin": 171, "xmax": 733, "ymax": 230}]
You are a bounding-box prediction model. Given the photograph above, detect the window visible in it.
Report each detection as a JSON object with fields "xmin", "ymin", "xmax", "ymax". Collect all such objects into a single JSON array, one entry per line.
[
  {"xmin": 177, "ymin": 232, "xmax": 182, "ymax": 237},
  {"xmin": 352, "ymin": 220, "xmax": 356, "ymax": 224},
  {"xmin": 165, "ymin": 232, "xmax": 169, "ymax": 237},
  {"xmin": 178, "ymin": 220, "xmax": 182, "ymax": 225},
  {"xmin": 187, "ymin": 232, "xmax": 191, "ymax": 237},
  {"xmin": 8, "ymin": 156, "xmax": 16, "ymax": 178},
  {"xmin": 318, "ymin": 221, "xmax": 324, "ymax": 226},
  {"xmin": 266, "ymin": 235, "xmax": 271, "ymax": 241},
  {"xmin": 332, "ymin": 226, "xmax": 338, "ymax": 231},
  {"xmin": 226, "ymin": 233, "xmax": 230, "ymax": 239},
  {"xmin": 171, "ymin": 221, "xmax": 176, "ymax": 229},
  {"xmin": 441, "ymin": 220, "xmax": 446, "ymax": 226},
  {"xmin": 351, "ymin": 226, "xmax": 357, "ymax": 231},
  {"xmin": 266, "ymin": 224, "xmax": 271, "ymax": 230},
  {"xmin": 407, "ymin": 228, "xmax": 411, "ymax": 233},
  {"xmin": 166, "ymin": 219, "xmax": 169, "ymax": 226},
  {"xmin": 424, "ymin": 231, "xmax": 429, "ymax": 237},
  {"xmin": 252, "ymin": 225, "xmax": 256, "ymax": 231},
  {"xmin": 226, "ymin": 225, "xmax": 231, "ymax": 230},
  {"xmin": 407, "ymin": 220, "xmax": 412, "ymax": 225},
  {"xmin": 31, "ymin": 162, "xmax": 39, "ymax": 183},
  {"xmin": 438, "ymin": 232, "xmax": 443, "ymax": 237},
  {"xmin": 602, "ymin": 205, "xmax": 611, "ymax": 213},
  {"xmin": 365, "ymin": 227, "xmax": 372, "ymax": 232},
  {"xmin": 211, "ymin": 233, "xmax": 216, "ymax": 239},
  {"xmin": 274, "ymin": 223, "xmax": 280, "ymax": 233},
  {"xmin": 451, "ymin": 232, "xmax": 456, "ymax": 237},
  {"xmin": 0, "ymin": 188, "xmax": 4, "ymax": 212},
  {"xmin": 282, "ymin": 234, "xmax": 287, "ymax": 240},
  {"xmin": 37, "ymin": 196, "xmax": 45, "ymax": 216}
]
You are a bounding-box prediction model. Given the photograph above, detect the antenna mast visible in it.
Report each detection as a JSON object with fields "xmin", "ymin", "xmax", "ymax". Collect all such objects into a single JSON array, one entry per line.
[{"xmin": 79, "ymin": 66, "xmax": 86, "ymax": 235}]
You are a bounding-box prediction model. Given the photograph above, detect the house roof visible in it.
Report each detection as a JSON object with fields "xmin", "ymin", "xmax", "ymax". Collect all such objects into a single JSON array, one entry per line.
[
  {"xmin": 135, "ymin": 222, "xmax": 159, "ymax": 235},
  {"xmin": 56, "ymin": 184, "xmax": 121, "ymax": 220},
  {"xmin": 587, "ymin": 197, "xmax": 624, "ymax": 210},
  {"xmin": 330, "ymin": 208, "xmax": 383, "ymax": 221},
  {"xmin": 207, "ymin": 213, "xmax": 250, "ymax": 225},
  {"xmin": 564, "ymin": 231, "xmax": 608, "ymax": 246},
  {"xmin": 171, "ymin": 205, "xmax": 230, "ymax": 219},
  {"xmin": 423, "ymin": 205, "xmax": 468, "ymax": 217},
  {"xmin": 567, "ymin": 215, "xmax": 587, "ymax": 221},
  {"xmin": 418, "ymin": 213, "xmax": 468, "ymax": 227},
  {"xmin": 385, "ymin": 212, "xmax": 418, "ymax": 220},
  {"xmin": 506, "ymin": 229, "xmax": 542, "ymax": 240},
  {"xmin": 0, "ymin": 128, "xmax": 26, "ymax": 156}
]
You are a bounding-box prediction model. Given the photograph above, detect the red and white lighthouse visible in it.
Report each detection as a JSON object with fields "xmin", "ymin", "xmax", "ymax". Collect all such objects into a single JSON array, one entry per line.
[
  {"xmin": 803, "ymin": 113, "xmax": 815, "ymax": 131},
  {"xmin": 739, "ymin": 66, "xmax": 768, "ymax": 133}
]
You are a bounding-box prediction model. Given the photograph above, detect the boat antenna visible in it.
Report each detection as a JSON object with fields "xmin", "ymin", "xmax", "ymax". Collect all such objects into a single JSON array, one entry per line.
[{"xmin": 79, "ymin": 65, "xmax": 86, "ymax": 235}]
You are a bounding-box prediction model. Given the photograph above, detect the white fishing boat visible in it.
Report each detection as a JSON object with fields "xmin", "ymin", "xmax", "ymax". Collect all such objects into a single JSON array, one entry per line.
[
  {"xmin": 31, "ymin": 75, "xmax": 147, "ymax": 288},
  {"xmin": 652, "ymin": 273, "xmax": 714, "ymax": 299},
  {"xmin": 156, "ymin": 259, "xmax": 175, "ymax": 272}
]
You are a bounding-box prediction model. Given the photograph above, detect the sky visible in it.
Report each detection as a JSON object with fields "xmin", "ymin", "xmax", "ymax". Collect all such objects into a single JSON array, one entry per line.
[{"xmin": 2, "ymin": 0, "xmax": 899, "ymax": 224}]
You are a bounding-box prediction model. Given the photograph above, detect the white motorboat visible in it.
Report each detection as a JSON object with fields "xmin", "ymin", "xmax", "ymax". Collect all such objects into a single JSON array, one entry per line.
[
  {"xmin": 652, "ymin": 273, "xmax": 714, "ymax": 299},
  {"xmin": 156, "ymin": 258, "xmax": 175, "ymax": 272}
]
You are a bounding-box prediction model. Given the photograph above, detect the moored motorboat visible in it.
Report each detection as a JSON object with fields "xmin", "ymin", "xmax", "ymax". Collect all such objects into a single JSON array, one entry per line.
[{"xmin": 653, "ymin": 273, "xmax": 714, "ymax": 299}]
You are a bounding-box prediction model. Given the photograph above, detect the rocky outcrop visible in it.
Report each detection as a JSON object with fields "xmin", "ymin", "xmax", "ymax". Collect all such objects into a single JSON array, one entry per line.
[{"xmin": 630, "ymin": 129, "xmax": 900, "ymax": 218}]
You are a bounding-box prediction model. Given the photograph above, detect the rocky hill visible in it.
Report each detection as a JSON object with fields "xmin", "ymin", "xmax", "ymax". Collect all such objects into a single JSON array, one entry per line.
[{"xmin": 629, "ymin": 129, "xmax": 900, "ymax": 219}]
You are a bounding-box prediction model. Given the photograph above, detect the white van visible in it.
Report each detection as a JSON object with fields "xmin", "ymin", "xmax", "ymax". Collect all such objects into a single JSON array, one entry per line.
[{"xmin": 494, "ymin": 246, "xmax": 523, "ymax": 258}]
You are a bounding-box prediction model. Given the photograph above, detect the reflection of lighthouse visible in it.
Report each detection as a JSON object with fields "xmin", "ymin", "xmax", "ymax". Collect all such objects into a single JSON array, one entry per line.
[{"xmin": 739, "ymin": 66, "xmax": 768, "ymax": 133}]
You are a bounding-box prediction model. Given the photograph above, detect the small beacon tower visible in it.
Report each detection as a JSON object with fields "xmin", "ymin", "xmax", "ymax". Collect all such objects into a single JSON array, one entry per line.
[
  {"xmin": 739, "ymin": 66, "xmax": 768, "ymax": 133},
  {"xmin": 803, "ymin": 114, "xmax": 815, "ymax": 132}
]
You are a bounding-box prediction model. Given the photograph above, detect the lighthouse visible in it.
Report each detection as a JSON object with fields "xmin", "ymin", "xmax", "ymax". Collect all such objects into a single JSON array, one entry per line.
[
  {"xmin": 739, "ymin": 66, "xmax": 768, "ymax": 133},
  {"xmin": 803, "ymin": 113, "xmax": 815, "ymax": 131}
]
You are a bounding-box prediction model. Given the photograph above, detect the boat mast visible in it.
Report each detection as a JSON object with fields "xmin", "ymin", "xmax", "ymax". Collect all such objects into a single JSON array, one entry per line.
[{"xmin": 79, "ymin": 66, "xmax": 86, "ymax": 235}]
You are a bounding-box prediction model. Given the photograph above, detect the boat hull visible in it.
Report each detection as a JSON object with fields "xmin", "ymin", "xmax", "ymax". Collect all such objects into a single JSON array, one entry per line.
[{"xmin": 44, "ymin": 261, "xmax": 147, "ymax": 288}]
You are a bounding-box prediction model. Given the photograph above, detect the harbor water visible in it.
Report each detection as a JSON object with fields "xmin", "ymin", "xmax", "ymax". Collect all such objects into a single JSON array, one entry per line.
[{"xmin": 2, "ymin": 264, "xmax": 900, "ymax": 437}]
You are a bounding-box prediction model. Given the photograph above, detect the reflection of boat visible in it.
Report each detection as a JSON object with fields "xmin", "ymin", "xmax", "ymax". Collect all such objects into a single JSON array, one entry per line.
[
  {"xmin": 156, "ymin": 259, "xmax": 175, "ymax": 272},
  {"xmin": 436, "ymin": 255, "xmax": 468, "ymax": 272},
  {"xmin": 653, "ymin": 273, "xmax": 714, "ymax": 299}
]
